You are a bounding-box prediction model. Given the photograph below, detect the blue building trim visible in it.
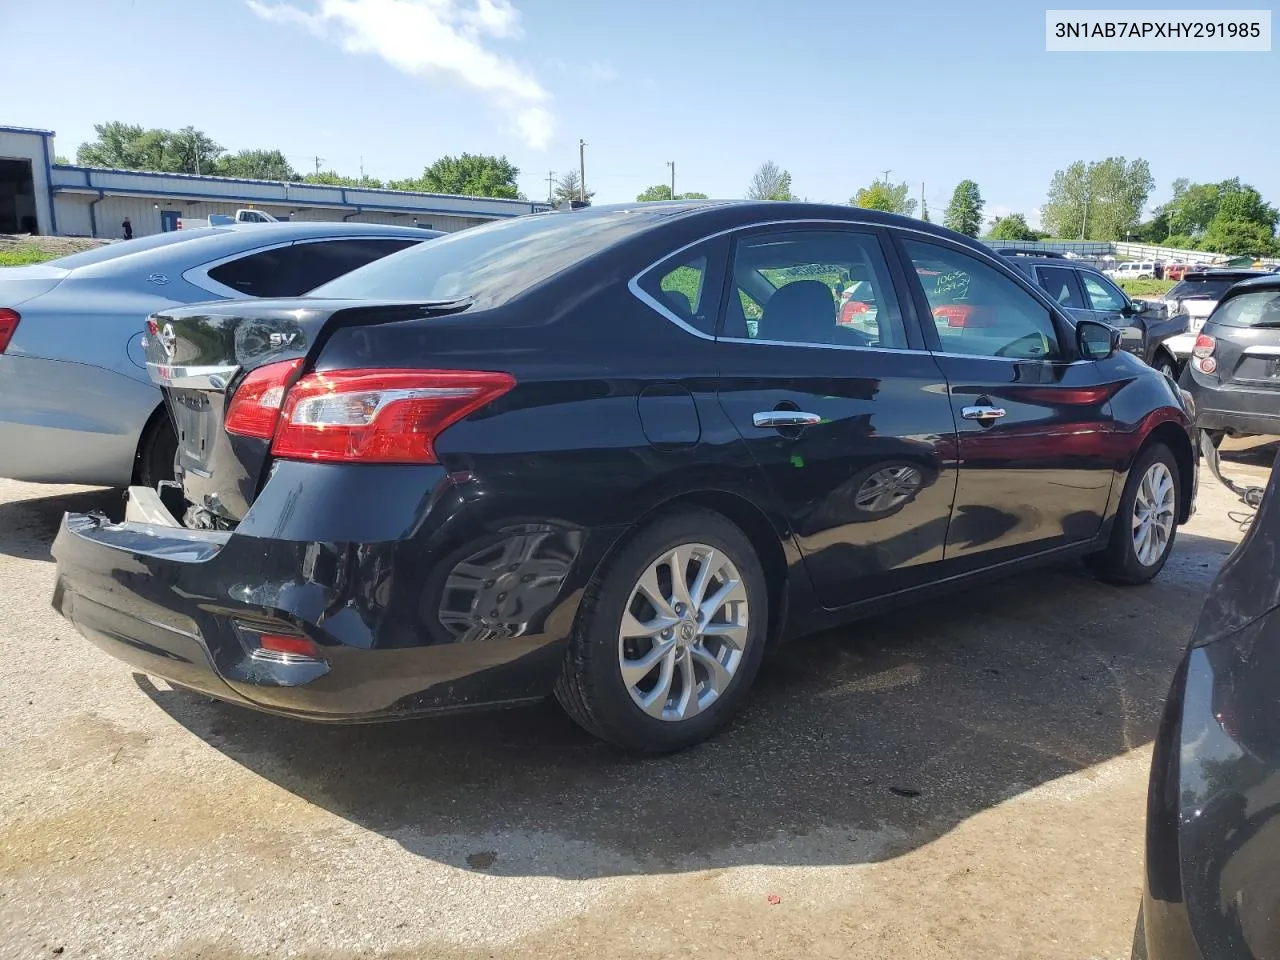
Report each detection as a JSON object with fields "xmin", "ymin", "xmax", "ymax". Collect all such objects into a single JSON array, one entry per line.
[
  {"xmin": 37, "ymin": 131, "xmax": 58, "ymax": 235},
  {"xmin": 88, "ymin": 190, "xmax": 106, "ymax": 238},
  {"xmin": 53, "ymin": 183, "xmax": 525, "ymax": 219},
  {"xmin": 55, "ymin": 163, "xmax": 547, "ymax": 213}
]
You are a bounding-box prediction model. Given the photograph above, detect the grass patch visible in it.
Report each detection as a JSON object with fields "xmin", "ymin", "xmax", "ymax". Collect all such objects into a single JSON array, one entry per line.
[
  {"xmin": 1119, "ymin": 278, "xmax": 1175, "ymax": 298},
  {"xmin": 0, "ymin": 246, "xmax": 59, "ymax": 267}
]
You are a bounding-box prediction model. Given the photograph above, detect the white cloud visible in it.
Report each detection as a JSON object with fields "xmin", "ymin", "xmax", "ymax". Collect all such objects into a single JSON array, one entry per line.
[{"xmin": 246, "ymin": 0, "xmax": 553, "ymax": 148}]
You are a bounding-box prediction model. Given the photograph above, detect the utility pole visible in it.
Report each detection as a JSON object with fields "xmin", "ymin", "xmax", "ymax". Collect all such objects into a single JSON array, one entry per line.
[
  {"xmin": 920, "ymin": 181, "xmax": 925, "ymax": 216},
  {"xmin": 1080, "ymin": 193, "xmax": 1089, "ymax": 241},
  {"xmin": 359, "ymin": 156, "xmax": 365, "ymax": 183},
  {"xmin": 578, "ymin": 139, "xmax": 587, "ymax": 202},
  {"xmin": 546, "ymin": 170, "xmax": 555, "ymax": 203},
  {"xmin": 314, "ymin": 155, "xmax": 324, "ymax": 175},
  {"xmin": 667, "ymin": 160, "xmax": 675, "ymax": 200},
  {"xmin": 881, "ymin": 168, "xmax": 892, "ymax": 183}
]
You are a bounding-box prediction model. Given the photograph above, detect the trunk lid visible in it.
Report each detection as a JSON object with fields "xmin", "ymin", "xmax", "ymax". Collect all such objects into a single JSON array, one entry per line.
[
  {"xmin": 145, "ymin": 297, "xmax": 469, "ymax": 526},
  {"xmin": 0, "ymin": 263, "xmax": 69, "ymax": 308}
]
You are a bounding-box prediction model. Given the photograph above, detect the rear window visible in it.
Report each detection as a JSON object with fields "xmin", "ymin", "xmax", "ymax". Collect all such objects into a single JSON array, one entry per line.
[
  {"xmin": 309, "ymin": 208, "xmax": 673, "ymax": 305},
  {"xmin": 1211, "ymin": 290, "xmax": 1280, "ymax": 328},
  {"xmin": 1167, "ymin": 278, "xmax": 1239, "ymax": 301},
  {"xmin": 47, "ymin": 228, "xmax": 227, "ymax": 268}
]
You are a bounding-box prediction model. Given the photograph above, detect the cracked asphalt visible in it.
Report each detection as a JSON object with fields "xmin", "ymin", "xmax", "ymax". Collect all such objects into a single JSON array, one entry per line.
[{"xmin": 1, "ymin": 442, "xmax": 1275, "ymax": 960}]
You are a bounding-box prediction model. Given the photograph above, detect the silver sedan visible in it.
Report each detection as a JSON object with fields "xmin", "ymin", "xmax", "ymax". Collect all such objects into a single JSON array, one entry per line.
[{"xmin": 0, "ymin": 221, "xmax": 439, "ymax": 487}]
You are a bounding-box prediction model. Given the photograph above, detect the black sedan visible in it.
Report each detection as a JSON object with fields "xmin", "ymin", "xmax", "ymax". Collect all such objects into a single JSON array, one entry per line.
[
  {"xmin": 52, "ymin": 201, "xmax": 1197, "ymax": 753},
  {"xmin": 1142, "ymin": 441, "xmax": 1280, "ymax": 959}
]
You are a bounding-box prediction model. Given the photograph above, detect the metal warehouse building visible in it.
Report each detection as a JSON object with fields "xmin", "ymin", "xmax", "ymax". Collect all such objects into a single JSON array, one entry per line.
[{"xmin": 0, "ymin": 125, "xmax": 549, "ymax": 239}]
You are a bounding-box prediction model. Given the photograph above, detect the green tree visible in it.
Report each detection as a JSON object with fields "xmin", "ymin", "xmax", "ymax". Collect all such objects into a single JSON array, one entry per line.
[
  {"xmin": 53, "ymin": 154, "xmax": 70, "ymax": 165},
  {"xmin": 1200, "ymin": 186, "xmax": 1279, "ymax": 255},
  {"xmin": 162, "ymin": 126, "xmax": 224, "ymax": 175},
  {"xmin": 987, "ymin": 213, "xmax": 1038, "ymax": 241},
  {"xmin": 389, "ymin": 153, "xmax": 520, "ymax": 199},
  {"xmin": 851, "ymin": 175, "xmax": 917, "ymax": 216},
  {"xmin": 747, "ymin": 161, "xmax": 796, "ymax": 201},
  {"xmin": 303, "ymin": 170, "xmax": 385, "ymax": 189},
  {"xmin": 75, "ymin": 121, "xmax": 169, "ymax": 170},
  {"xmin": 1163, "ymin": 233, "xmax": 1197, "ymax": 250},
  {"xmin": 636, "ymin": 184, "xmax": 709, "ymax": 201},
  {"xmin": 943, "ymin": 180, "xmax": 984, "ymax": 236},
  {"xmin": 552, "ymin": 170, "xmax": 594, "ymax": 206},
  {"xmin": 1164, "ymin": 178, "xmax": 1228, "ymax": 237},
  {"xmin": 1041, "ymin": 157, "xmax": 1153, "ymax": 240},
  {"xmin": 1133, "ymin": 210, "xmax": 1171, "ymax": 243},
  {"xmin": 215, "ymin": 149, "xmax": 297, "ymax": 181}
]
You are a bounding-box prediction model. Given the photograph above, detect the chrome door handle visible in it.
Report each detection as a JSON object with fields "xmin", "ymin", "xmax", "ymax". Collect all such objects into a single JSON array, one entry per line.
[
  {"xmin": 753, "ymin": 411, "xmax": 822, "ymax": 428},
  {"xmin": 961, "ymin": 405, "xmax": 1007, "ymax": 421}
]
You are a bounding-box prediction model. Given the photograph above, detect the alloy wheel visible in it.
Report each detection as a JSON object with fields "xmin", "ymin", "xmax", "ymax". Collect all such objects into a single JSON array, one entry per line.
[
  {"xmin": 617, "ymin": 543, "xmax": 749, "ymax": 721},
  {"xmin": 1132, "ymin": 461, "xmax": 1176, "ymax": 566}
]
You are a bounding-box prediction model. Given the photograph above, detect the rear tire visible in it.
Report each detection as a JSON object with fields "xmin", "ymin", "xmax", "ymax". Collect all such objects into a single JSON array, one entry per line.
[
  {"xmin": 1153, "ymin": 353, "xmax": 1179, "ymax": 381},
  {"xmin": 135, "ymin": 414, "xmax": 178, "ymax": 489},
  {"xmin": 1089, "ymin": 442, "xmax": 1180, "ymax": 585},
  {"xmin": 554, "ymin": 507, "xmax": 768, "ymax": 753}
]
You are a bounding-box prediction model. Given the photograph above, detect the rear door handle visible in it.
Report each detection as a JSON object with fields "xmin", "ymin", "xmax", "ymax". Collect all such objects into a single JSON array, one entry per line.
[
  {"xmin": 753, "ymin": 411, "xmax": 822, "ymax": 428},
  {"xmin": 961, "ymin": 405, "xmax": 1007, "ymax": 421}
]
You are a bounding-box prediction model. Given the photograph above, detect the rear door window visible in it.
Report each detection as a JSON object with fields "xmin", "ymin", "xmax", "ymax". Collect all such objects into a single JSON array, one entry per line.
[
  {"xmin": 727, "ymin": 228, "xmax": 908, "ymax": 349},
  {"xmin": 1034, "ymin": 266, "xmax": 1086, "ymax": 309}
]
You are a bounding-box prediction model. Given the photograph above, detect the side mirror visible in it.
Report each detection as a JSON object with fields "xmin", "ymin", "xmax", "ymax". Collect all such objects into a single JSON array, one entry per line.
[
  {"xmin": 1126, "ymin": 299, "xmax": 1148, "ymax": 315},
  {"xmin": 1077, "ymin": 319, "xmax": 1119, "ymax": 360}
]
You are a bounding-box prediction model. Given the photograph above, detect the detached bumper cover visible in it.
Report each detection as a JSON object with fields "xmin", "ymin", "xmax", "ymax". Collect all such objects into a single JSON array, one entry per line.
[{"xmin": 52, "ymin": 469, "xmax": 612, "ymax": 720}]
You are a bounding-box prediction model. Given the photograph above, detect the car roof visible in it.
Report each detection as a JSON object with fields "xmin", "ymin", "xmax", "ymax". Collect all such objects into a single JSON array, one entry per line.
[
  {"xmin": 560, "ymin": 200, "xmax": 1027, "ymax": 271},
  {"xmin": 1221, "ymin": 273, "xmax": 1280, "ymax": 295},
  {"xmin": 1182, "ymin": 268, "xmax": 1271, "ymax": 281}
]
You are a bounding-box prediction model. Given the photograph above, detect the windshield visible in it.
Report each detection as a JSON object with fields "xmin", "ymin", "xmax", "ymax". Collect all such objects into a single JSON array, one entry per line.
[
  {"xmin": 1213, "ymin": 290, "xmax": 1280, "ymax": 327},
  {"xmin": 48, "ymin": 228, "xmax": 226, "ymax": 268},
  {"xmin": 310, "ymin": 208, "xmax": 674, "ymax": 305},
  {"xmin": 1167, "ymin": 278, "xmax": 1238, "ymax": 301}
]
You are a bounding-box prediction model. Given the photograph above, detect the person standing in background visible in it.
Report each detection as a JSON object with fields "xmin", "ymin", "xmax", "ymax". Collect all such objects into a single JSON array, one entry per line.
[{"xmin": 122, "ymin": 217, "xmax": 133, "ymax": 241}]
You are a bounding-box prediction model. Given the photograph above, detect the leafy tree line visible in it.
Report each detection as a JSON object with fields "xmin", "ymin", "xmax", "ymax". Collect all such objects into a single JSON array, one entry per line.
[{"xmin": 73, "ymin": 121, "xmax": 525, "ymax": 199}]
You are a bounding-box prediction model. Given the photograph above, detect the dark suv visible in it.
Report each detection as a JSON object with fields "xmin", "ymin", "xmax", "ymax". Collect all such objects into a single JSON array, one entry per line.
[
  {"xmin": 1179, "ymin": 274, "xmax": 1280, "ymax": 443},
  {"xmin": 999, "ymin": 250, "xmax": 1186, "ymax": 378}
]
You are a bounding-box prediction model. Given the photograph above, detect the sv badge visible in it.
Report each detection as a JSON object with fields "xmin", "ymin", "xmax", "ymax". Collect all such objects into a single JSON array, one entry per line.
[{"xmin": 269, "ymin": 332, "xmax": 300, "ymax": 348}]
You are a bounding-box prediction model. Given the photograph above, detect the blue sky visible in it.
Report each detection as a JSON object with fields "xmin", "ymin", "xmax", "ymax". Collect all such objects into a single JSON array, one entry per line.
[{"xmin": 3, "ymin": 0, "xmax": 1275, "ymax": 225}]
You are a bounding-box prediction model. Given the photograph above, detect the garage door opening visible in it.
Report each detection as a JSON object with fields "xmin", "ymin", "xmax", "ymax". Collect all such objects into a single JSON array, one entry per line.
[{"xmin": 0, "ymin": 158, "xmax": 38, "ymax": 234}]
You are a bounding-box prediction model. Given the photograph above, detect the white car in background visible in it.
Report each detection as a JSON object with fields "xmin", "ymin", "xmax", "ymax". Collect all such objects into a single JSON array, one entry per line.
[
  {"xmin": 1160, "ymin": 268, "xmax": 1273, "ymax": 374},
  {"xmin": 1107, "ymin": 261, "xmax": 1157, "ymax": 281}
]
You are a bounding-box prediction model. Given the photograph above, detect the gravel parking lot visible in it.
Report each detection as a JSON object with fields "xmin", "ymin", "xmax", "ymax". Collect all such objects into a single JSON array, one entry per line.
[{"xmin": 1, "ymin": 444, "xmax": 1275, "ymax": 960}]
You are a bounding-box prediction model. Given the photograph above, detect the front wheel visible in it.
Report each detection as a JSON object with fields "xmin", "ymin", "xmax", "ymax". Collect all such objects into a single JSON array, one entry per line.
[
  {"xmin": 1088, "ymin": 443, "xmax": 1180, "ymax": 585},
  {"xmin": 554, "ymin": 508, "xmax": 769, "ymax": 753}
]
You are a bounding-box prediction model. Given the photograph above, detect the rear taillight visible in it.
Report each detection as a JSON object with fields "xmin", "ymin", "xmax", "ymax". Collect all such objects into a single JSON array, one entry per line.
[
  {"xmin": 225, "ymin": 358, "xmax": 305, "ymax": 439},
  {"xmin": 1192, "ymin": 333, "xmax": 1217, "ymax": 374},
  {"xmin": 0, "ymin": 309, "xmax": 20, "ymax": 353},
  {"xmin": 271, "ymin": 369, "xmax": 515, "ymax": 464}
]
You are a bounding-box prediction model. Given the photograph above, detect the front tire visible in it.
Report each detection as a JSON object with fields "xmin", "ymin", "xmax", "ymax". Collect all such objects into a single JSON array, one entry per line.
[
  {"xmin": 554, "ymin": 507, "xmax": 769, "ymax": 753},
  {"xmin": 1089, "ymin": 443, "xmax": 1180, "ymax": 585}
]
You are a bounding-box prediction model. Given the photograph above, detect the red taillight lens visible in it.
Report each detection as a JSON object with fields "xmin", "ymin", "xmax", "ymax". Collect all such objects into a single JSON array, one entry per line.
[
  {"xmin": 225, "ymin": 358, "xmax": 305, "ymax": 439},
  {"xmin": 0, "ymin": 309, "xmax": 20, "ymax": 353},
  {"xmin": 258, "ymin": 633, "xmax": 320, "ymax": 659},
  {"xmin": 271, "ymin": 369, "xmax": 516, "ymax": 464},
  {"xmin": 1192, "ymin": 333, "xmax": 1216, "ymax": 359}
]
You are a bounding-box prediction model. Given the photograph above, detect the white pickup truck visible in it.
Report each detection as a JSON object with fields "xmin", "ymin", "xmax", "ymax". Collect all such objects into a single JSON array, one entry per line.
[{"xmin": 177, "ymin": 208, "xmax": 281, "ymax": 230}]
